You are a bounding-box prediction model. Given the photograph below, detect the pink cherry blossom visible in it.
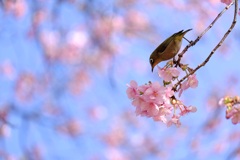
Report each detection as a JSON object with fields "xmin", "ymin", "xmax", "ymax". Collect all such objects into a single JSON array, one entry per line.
[
  {"xmin": 167, "ymin": 115, "xmax": 181, "ymax": 127},
  {"xmin": 0, "ymin": 60, "xmax": 16, "ymax": 80},
  {"xmin": 179, "ymin": 74, "xmax": 198, "ymax": 97},
  {"xmin": 147, "ymin": 103, "xmax": 160, "ymax": 116},
  {"xmin": 143, "ymin": 82, "xmax": 165, "ymax": 104},
  {"xmin": 56, "ymin": 119, "xmax": 82, "ymax": 137},
  {"xmin": 220, "ymin": 0, "xmax": 232, "ymax": 5},
  {"xmin": 126, "ymin": 80, "xmax": 197, "ymax": 127},
  {"xmin": 231, "ymin": 112, "xmax": 240, "ymax": 124},
  {"xmin": 153, "ymin": 104, "xmax": 173, "ymax": 123},
  {"xmin": 188, "ymin": 74, "xmax": 198, "ymax": 88},
  {"xmin": 132, "ymin": 97, "xmax": 145, "ymax": 108},
  {"xmin": 138, "ymin": 83, "xmax": 151, "ymax": 94},
  {"xmin": 218, "ymin": 98, "xmax": 225, "ymax": 106},
  {"xmin": 179, "ymin": 105, "xmax": 197, "ymax": 116},
  {"xmin": 226, "ymin": 106, "xmax": 240, "ymax": 125},
  {"xmin": 126, "ymin": 80, "xmax": 138, "ymax": 99},
  {"xmin": 164, "ymin": 86, "xmax": 174, "ymax": 98},
  {"xmin": 153, "ymin": 114, "xmax": 168, "ymax": 123},
  {"xmin": 158, "ymin": 67, "xmax": 180, "ymax": 82}
]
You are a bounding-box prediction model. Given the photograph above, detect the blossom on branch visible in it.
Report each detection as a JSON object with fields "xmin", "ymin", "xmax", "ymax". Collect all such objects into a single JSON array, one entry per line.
[
  {"xmin": 226, "ymin": 107, "xmax": 240, "ymax": 124},
  {"xmin": 158, "ymin": 67, "xmax": 180, "ymax": 82},
  {"xmin": 219, "ymin": 96, "xmax": 240, "ymax": 125},
  {"xmin": 126, "ymin": 81, "xmax": 197, "ymax": 127},
  {"xmin": 179, "ymin": 74, "xmax": 198, "ymax": 97}
]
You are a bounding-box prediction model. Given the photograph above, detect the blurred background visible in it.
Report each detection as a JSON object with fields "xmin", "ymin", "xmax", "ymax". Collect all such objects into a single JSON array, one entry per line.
[{"xmin": 0, "ymin": 0, "xmax": 240, "ymax": 159}]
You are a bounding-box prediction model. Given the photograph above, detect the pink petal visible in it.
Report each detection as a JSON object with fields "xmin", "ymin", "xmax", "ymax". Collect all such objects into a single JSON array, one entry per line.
[
  {"xmin": 148, "ymin": 103, "xmax": 159, "ymax": 116},
  {"xmin": 231, "ymin": 115, "xmax": 239, "ymax": 125},
  {"xmin": 169, "ymin": 68, "xmax": 180, "ymax": 77}
]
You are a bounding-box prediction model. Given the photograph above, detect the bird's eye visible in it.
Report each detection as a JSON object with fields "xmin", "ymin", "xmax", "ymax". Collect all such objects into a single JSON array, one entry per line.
[{"xmin": 150, "ymin": 58, "xmax": 154, "ymax": 64}]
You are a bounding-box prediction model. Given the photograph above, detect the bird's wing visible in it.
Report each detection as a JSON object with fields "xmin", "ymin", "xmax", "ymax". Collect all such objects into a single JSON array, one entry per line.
[{"xmin": 156, "ymin": 30, "xmax": 183, "ymax": 55}]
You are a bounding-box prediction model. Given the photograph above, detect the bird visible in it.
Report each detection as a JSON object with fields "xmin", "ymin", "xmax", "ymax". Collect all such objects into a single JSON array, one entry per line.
[{"xmin": 149, "ymin": 29, "xmax": 192, "ymax": 72}]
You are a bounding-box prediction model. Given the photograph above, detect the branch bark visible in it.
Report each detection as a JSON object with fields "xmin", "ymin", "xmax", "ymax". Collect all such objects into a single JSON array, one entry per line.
[
  {"xmin": 175, "ymin": 1, "xmax": 235, "ymax": 66},
  {"xmin": 173, "ymin": 0, "xmax": 238, "ymax": 91}
]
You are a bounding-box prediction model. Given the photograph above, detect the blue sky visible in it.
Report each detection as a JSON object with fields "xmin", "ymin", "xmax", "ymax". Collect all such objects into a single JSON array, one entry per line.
[{"xmin": 0, "ymin": 0, "xmax": 240, "ymax": 160}]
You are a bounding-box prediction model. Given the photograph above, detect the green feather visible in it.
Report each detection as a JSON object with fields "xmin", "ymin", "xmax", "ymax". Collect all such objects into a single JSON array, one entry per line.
[{"xmin": 155, "ymin": 30, "xmax": 184, "ymax": 53}]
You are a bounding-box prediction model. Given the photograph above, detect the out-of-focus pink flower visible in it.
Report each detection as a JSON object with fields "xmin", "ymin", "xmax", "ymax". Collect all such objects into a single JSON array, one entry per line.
[
  {"xmin": 15, "ymin": 73, "xmax": 36, "ymax": 102},
  {"xmin": 69, "ymin": 70, "xmax": 91, "ymax": 95},
  {"xmin": 60, "ymin": 29, "xmax": 88, "ymax": 64},
  {"xmin": 29, "ymin": 145, "xmax": 44, "ymax": 160},
  {"xmin": 179, "ymin": 74, "xmax": 198, "ymax": 97},
  {"xmin": 67, "ymin": 29, "xmax": 88, "ymax": 49},
  {"xmin": 112, "ymin": 15, "xmax": 125, "ymax": 32},
  {"xmin": 40, "ymin": 30, "xmax": 60, "ymax": 61},
  {"xmin": 101, "ymin": 124, "xmax": 125, "ymax": 147},
  {"xmin": 105, "ymin": 148, "xmax": 127, "ymax": 160},
  {"xmin": 0, "ymin": 124, "xmax": 11, "ymax": 138},
  {"xmin": 125, "ymin": 10, "xmax": 149, "ymax": 34},
  {"xmin": 14, "ymin": 0, "xmax": 27, "ymax": 18},
  {"xmin": 33, "ymin": 10, "xmax": 46, "ymax": 26},
  {"xmin": 56, "ymin": 119, "xmax": 82, "ymax": 137},
  {"xmin": 158, "ymin": 67, "xmax": 180, "ymax": 82},
  {"xmin": 0, "ymin": 107, "xmax": 9, "ymax": 123},
  {"xmin": 43, "ymin": 102, "xmax": 62, "ymax": 116},
  {"xmin": 4, "ymin": 0, "xmax": 28, "ymax": 18},
  {"xmin": 220, "ymin": 0, "xmax": 233, "ymax": 5},
  {"xmin": 88, "ymin": 105, "xmax": 107, "ymax": 121},
  {"xmin": 6, "ymin": 155, "xmax": 17, "ymax": 160},
  {"xmin": 0, "ymin": 60, "xmax": 16, "ymax": 80},
  {"xmin": 126, "ymin": 80, "xmax": 138, "ymax": 99}
]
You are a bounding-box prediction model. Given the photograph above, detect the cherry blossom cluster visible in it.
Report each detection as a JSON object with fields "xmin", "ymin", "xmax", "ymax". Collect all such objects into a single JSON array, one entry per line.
[
  {"xmin": 126, "ymin": 66, "xmax": 198, "ymax": 127},
  {"xmin": 219, "ymin": 96, "xmax": 240, "ymax": 124}
]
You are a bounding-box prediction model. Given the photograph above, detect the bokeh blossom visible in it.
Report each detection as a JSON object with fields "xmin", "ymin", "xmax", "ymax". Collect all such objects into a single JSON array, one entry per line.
[{"xmin": 221, "ymin": 0, "xmax": 233, "ymax": 5}]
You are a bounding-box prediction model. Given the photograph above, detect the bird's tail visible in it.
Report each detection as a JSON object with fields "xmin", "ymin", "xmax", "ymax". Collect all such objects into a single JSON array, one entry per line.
[
  {"xmin": 182, "ymin": 29, "xmax": 192, "ymax": 36},
  {"xmin": 174, "ymin": 29, "xmax": 192, "ymax": 39}
]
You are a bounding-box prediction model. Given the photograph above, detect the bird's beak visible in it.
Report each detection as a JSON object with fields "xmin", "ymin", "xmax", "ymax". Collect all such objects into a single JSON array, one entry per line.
[{"xmin": 151, "ymin": 66, "xmax": 154, "ymax": 72}]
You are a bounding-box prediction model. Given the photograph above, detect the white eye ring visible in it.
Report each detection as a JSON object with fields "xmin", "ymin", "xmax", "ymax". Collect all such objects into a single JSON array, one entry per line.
[{"xmin": 150, "ymin": 58, "xmax": 154, "ymax": 64}]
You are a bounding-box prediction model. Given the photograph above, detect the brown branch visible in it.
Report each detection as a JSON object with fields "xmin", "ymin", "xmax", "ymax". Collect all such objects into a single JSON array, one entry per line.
[
  {"xmin": 175, "ymin": 1, "xmax": 235, "ymax": 66},
  {"xmin": 173, "ymin": 0, "xmax": 238, "ymax": 91}
]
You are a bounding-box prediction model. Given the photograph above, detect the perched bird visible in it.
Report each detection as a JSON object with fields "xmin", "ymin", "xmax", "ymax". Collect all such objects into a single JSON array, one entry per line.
[{"xmin": 149, "ymin": 29, "xmax": 192, "ymax": 72}]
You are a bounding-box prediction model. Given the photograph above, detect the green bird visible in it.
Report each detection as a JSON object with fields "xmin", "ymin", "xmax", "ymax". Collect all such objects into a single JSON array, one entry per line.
[{"xmin": 149, "ymin": 29, "xmax": 192, "ymax": 72}]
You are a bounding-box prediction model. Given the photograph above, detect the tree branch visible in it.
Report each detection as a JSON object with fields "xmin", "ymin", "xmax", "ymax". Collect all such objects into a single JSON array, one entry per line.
[
  {"xmin": 175, "ymin": 1, "xmax": 235, "ymax": 66},
  {"xmin": 173, "ymin": 0, "xmax": 238, "ymax": 91}
]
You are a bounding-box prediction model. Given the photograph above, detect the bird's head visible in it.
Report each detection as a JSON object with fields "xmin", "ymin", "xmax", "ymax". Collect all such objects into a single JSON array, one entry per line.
[{"xmin": 149, "ymin": 54, "xmax": 162, "ymax": 72}]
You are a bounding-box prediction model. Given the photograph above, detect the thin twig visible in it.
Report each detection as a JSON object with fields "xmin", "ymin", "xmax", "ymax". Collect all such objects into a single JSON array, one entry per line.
[
  {"xmin": 175, "ymin": 1, "xmax": 235, "ymax": 66},
  {"xmin": 183, "ymin": 37, "xmax": 191, "ymax": 43},
  {"xmin": 173, "ymin": 0, "xmax": 238, "ymax": 91}
]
